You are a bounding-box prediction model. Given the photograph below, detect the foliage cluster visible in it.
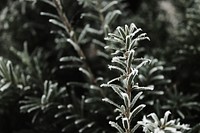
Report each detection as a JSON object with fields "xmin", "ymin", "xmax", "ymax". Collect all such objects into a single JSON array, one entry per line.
[{"xmin": 0, "ymin": 0, "xmax": 200, "ymax": 133}]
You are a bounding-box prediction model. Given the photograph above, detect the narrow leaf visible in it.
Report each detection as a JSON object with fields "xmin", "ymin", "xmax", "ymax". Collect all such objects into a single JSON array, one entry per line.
[
  {"xmin": 131, "ymin": 124, "xmax": 140, "ymax": 133},
  {"xmin": 127, "ymin": 50, "xmax": 135, "ymax": 69},
  {"xmin": 101, "ymin": 83, "xmax": 124, "ymax": 98},
  {"xmin": 149, "ymin": 66, "xmax": 164, "ymax": 75},
  {"xmin": 117, "ymin": 26, "xmax": 126, "ymax": 39},
  {"xmin": 122, "ymin": 93, "xmax": 130, "ymax": 108},
  {"xmin": 78, "ymin": 24, "xmax": 90, "ymax": 43},
  {"xmin": 49, "ymin": 19, "xmax": 68, "ymax": 32},
  {"xmin": 40, "ymin": 12, "xmax": 59, "ymax": 19},
  {"xmin": 102, "ymin": 98, "xmax": 120, "ymax": 108},
  {"xmin": 122, "ymin": 117, "xmax": 129, "ymax": 130},
  {"xmin": 130, "ymin": 104, "xmax": 146, "ymax": 120},
  {"xmin": 79, "ymin": 67, "xmax": 92, "ymax": 81},
  {"xmin": 127, "ymin": 68, "xmax": 138, "ymax": 86},
  {"xmin": 79, "ymin": 122, "xmax": 95, "ymax": 133},
  {"xmin": 109, "ymin": 121, "xmax": 125, "ymax": 133},
  {"xmin": 66, "ymin": 39, "xmax": 82, "ymax": 57},
  {"xmin": 108, "ymin": 65, "xmax": 125, "ymax": 74},
  {"xmin": 130, "ymin": 92, "xmax": 143, "ymax": 108},
  {"xmin": 100, "ymin": 1, "xmax": 118, "ymax": 13},
  {"xmin": 60, "ymin": 56, "xmax": 82, "ymax": 62},
  {"xmin": 105, "ymin": 10, "xmax": 121, "ymax": 25}
]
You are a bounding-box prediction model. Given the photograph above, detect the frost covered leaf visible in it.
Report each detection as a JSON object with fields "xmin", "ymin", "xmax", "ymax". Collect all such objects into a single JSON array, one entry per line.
[
  {"xmin": 109, "ymin": 121, "xmax": 125, "ymax": 133},
  {"xmin": 102, "ymin": 98, "xmax": 120, "ymax": 109}
]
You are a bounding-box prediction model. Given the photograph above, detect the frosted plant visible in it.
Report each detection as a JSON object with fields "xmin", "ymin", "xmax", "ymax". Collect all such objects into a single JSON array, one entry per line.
[
  {"xmin": 101, "ymin": 23, "xmax": 153, "ymax": 133},
  {"xmin": 138, "ymin": 111, "xmax": 190, "ymax": 133},
  {"xmin": 101, "ymin": 23, "xmax": 190, "ymax": 133}
]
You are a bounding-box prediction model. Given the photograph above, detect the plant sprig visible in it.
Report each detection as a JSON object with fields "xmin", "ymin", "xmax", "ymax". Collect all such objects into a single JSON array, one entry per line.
[{"xmin": 101, "ymin": 23, "xmax": 153, "ymax": 133}]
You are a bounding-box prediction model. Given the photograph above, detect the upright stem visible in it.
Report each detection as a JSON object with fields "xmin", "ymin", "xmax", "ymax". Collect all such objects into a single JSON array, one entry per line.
[
  {"xmin": 126, "ymin": 63, "xmax": 131, "ymax": 133},
  {"xmin": 53, "ymin": 0, "xmax": 72, "ymax": 34},
  {"xmin": 125, "ymin": 47, "xmax": 133, "ymax": 133},
  {"xmin": 53, "ymin": 0, "xmax": 95, "ymax": 83}
]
